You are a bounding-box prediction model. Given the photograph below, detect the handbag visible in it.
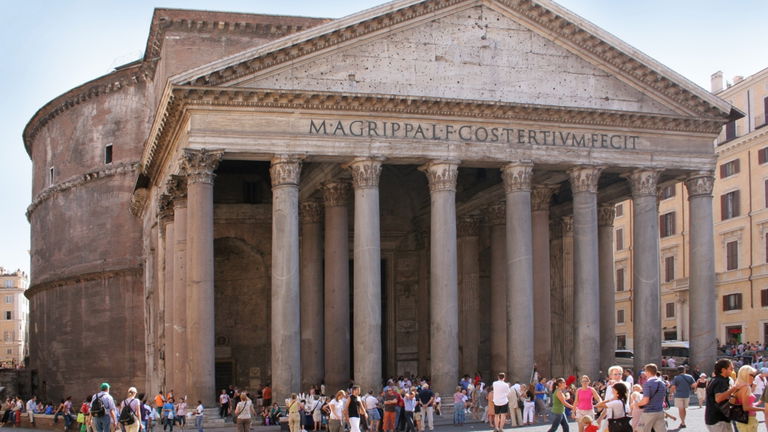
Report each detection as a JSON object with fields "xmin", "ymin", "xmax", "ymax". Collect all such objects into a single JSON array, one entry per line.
[
  {"xmin": 76, "ymin": 413, "xmax": 85, "ymax": 423},
  {"xmin": 606, "ymin": 402, "xmax": 632, "ymax": 432},
  {"xmin": 719, "ymin": 397, "xmax": 749, "ymax": 424}
]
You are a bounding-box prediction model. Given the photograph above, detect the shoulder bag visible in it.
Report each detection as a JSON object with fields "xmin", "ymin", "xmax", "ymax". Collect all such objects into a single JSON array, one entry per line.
[{"xmin": 606, "ymin": 401, "xmax": 632, "ymax": 432}]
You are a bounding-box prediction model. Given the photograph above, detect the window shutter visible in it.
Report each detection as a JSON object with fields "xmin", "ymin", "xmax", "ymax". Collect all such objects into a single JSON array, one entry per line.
[
  {"xmin": 760, "ymin": 148, "xmax": 767, "ymax": 164},
  {"xmin": 659, "ymin": 215, "xmax": 664, "ymax": 236},
  {"xmin": 721, "ymin": 194, "xmax": 727, "ymax": 220},
  {"xmin": 720, "ymin": 164, "xmax": 726, "ymax": 178},
  {"xmin": 734, "ymin": 159, "xmax": 740, "ymax": 174},
  {"xmin": 761, "ymin": 289, "xmax": 768, "ymax": 307},
  {"xmin": 671, "ymin": 213, "xmax": 676, "ymax": 235},
  {"xmin": 734, "ymin": 191, "xmax": 741, "ymax": 217},
  {"xmin": 723, "ymin": 296, "xmax": 727, "ymax": 311}
]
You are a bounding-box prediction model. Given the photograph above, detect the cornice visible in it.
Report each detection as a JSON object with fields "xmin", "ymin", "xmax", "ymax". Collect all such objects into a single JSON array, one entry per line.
[
  {"xmin": 715, "ymin": 126, "xmax": 768, "ymax": 158},
  {"xmin": 26, "ymin": 162, "xmax": 139, "ymax": 221},
  {"xmin": 139, "ymin": 86, "xmax": 726, "ymax": 182},
  {"xmin": 25, "ymin": 265, "xmax": 143, "ymax": 299},
  {"xmin": 177, "ymin": 0, "xmax": 730, "ymax": 120}
]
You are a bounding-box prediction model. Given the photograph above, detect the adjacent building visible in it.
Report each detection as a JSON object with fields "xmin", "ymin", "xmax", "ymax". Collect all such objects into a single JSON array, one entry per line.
[
  {"xmin": 0, "ymin": 268, "xmax": 29, "ymax": 367},
  {"xmin": 614, "ymin": 66, "xmax": 768, "ymax": 350}
]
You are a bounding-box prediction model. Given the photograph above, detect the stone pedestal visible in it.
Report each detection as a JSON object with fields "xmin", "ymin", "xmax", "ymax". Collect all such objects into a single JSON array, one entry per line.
[
  {"xmin": 420, "ymin": 160, "xmax": 459, "ymax": 397},
  {"xmin": 685, "ymin": 172, "xmax": 717, "ymax": 373},
  {"xmin": 487, "ymin": 203, "xmax": 507, "ymax": 375},
  {"xmin": 597, "ymin": 204, "xmax": 616, "ymax": 376},
  {"xmin": 502, "ymin": 162, "xmax": 534, "ymax": 383},
  {"xmin": 531, "ymin": 186, "xmax": 555, "ymax": 376},
  {"xmin": 269, "ymin": 155, "xmax": 303, "ymax": 402},
  {"xmin": 458, "ymin": 216, "xmax": 480, "ymax": 376},
  {"xmin": 182, "ymin": 148, "xmax": 223, "ymax": 405},
  {"xmin": 628, "ymin": 169, "xmax": 662, "ymax": 371},
  {"xmin": 348, "ymin": 158, "xmax": 383, "ymax": 393},
  {"xmin": 300, "ymin": 201, "xmax": 324, "ymax": 389},
  {"xmin": 323, "ymin": 181, "xmax": 351, "ymax": 393}
]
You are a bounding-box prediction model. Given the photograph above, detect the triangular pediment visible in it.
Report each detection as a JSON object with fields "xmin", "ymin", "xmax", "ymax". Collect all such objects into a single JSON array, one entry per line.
[{"xmin": 171, "ymin": 0, "xmax": 732, "ymax": 120}]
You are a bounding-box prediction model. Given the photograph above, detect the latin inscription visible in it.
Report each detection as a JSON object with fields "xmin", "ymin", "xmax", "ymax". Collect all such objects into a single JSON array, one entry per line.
[{"xmin": 309, "ymin": 119, "xmax": 639, "ymax": 150}]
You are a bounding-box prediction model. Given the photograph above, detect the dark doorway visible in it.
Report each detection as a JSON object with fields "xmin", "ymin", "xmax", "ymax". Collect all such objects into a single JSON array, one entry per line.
[{"xmin": 215, "ymin": 360, "xmax": 235, "ymax": 392}]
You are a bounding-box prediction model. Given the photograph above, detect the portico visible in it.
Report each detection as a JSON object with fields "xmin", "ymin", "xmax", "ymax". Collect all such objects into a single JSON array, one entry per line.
[{"xmin": 131, "ymin": 0, "xmax": 733, "ymax": 405}]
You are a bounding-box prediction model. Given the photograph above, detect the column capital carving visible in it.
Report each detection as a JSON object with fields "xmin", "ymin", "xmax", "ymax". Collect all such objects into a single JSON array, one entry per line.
[
  {"xmin": 181, "ymin": 148, "xmax": 224, "ymax": 185},
  {"xmin": 685, "ymin": 171, "xmax": 715, "ymax": 198},
  {"xmin": 597, "ymin": 204, "xmax": 616, "ymax": 227},
  {"xmin": 458, "ymin": 216, "xmax": 481, "ymax": 237},
  {"xmin": 300, "ymin": 200, "xmax": 323, "ymax": 224},
  {"xmin": 270, "ymin": 154, "xmax": 303, "ymax": 188},
  {"xmin": 346, "ymin": 157, "xmax": 384, "ymax": 189},
  {"xmin": 166, "ymin": 174, "xmax": 188, "ymax": 208},
  {"xmin": 531, "ymin": 185, "xmax": 558, "ymax": 211},
  {"xmin": 486, "ymin": 201, "xmax": 506, "ymax": 226},
  {"xmin": 322, "ymin": 181, "xmax": 351, "ymax": 207},
  {"xmin": 625, "ymin": 169, "xmax": 661, "ymax": 197},
  {"xmin": 419, "ymin": 160, "xmax": 460, "ymax": 193},
  {"xmin": 157, "ymin": 193, "xmax": 174, "ymax": 225},
  {"xmin": 501, "ymin": 162, "xmax": 534, "ymax": 193},
  {"xmin": 561, "ymin": 216, "xmax": 574, "ymax": 234},
  {"xmin": 568, "ymin": 165, "xmax": 604, "ymax": 193}
]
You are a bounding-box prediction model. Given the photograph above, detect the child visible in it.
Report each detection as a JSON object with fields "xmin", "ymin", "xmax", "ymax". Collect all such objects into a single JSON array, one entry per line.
[{"xmin": 579, "ymin": 415, "xmax": 598, "ymax": 432}]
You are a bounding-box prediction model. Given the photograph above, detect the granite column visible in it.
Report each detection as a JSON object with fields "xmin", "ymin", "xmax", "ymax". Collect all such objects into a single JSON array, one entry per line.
[
  {"xmin": 502, "ymin": 162, "xmax": 534, "ymax": 383},
  {"xmin": 685, "ymin": 172, "xmax": 717, "ymax": 373},
  {"xmin": 168, "ymin": 175, "xmax": 188, "ymax": 395},
  {"xmin": 597, "ymin": 204, "xmax": 616, "ymax": 376},
  {"xmin": 182, "ymin": 148, "xmax": 223, "ymax": 405},
  {"xmin": 458, "ymin": 216, "xmax": 481, "ymax": 376},
  {"xmin": 159, "ymin": 195, "xmax": 175, "ymax": 390},
  {"xmin": 420, "ymin": 160, "xmax": 459, "ymax": 396},
  {"xmin": 487, "ymin": 203, "xmax": 507, "ymax": 375},
  {"xmin": 531, "ymin": 186, "xmax": 556, "ymax": 376},
  {"xmin": 300, "ymin": 201, "xmax": 324, "ymax": 389}
]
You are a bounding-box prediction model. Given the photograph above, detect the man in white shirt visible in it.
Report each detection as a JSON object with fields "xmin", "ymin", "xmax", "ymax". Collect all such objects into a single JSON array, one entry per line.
[
  {"xmin": 754, "ymin": 368, "xmax": 768, "ymax": 399},
  {"xmin": 491, "ymin": 373, "xmax": 509, "ymax": 432},
  {"xmin": 667, "ymin": 357, "xmax": 677, "ymax": 368},
  {"xmin": 623, "ymin": 369, "xmax": 634, "ymax": 387},
  {"xmin": 26, "ymin": 396, "xmax": 36, "ymax": 425}
]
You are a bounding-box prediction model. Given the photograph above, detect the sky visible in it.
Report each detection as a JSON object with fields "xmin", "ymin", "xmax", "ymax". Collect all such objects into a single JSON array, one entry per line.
[{"xmin": 1, "ymin": 0, "xmax": 766, "ymax": 277}]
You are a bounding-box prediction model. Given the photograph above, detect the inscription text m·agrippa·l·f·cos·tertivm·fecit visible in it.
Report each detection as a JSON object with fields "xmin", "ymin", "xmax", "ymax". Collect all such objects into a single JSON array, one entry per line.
[{"xmin": 308, "ymin": 119, "xmax": 639, "ymax": 150}]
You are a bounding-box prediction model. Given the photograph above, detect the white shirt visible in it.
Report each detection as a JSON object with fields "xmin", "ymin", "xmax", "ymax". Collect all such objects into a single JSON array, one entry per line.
[
  {"xmin": 364, "ymin": 395, "xmax": 378, "ymax": 410},
  {"xmin": 492, "ymin": 380, "xmax": 509, "ymax": 405},
  {"xmin": 754, "ymin": 376, "xmax": 766, "ymax": 396},
  {"xmin": 604, "ymin": 400, "xmax": 629, "ymax": 419},
  {"xmin": 624, "ymin": 375, "xmax": 634, "ymax": 387},
  {"xmin": 329, "ymin": 399, "xmax": 344, "ymax": 420},
  {"xmin": 195, "ymin": 404, "xmax": 204, "ymax": 416},
  {"xmin": 667, "ymin": 357, "xmax": 677, "ymax": 367}
]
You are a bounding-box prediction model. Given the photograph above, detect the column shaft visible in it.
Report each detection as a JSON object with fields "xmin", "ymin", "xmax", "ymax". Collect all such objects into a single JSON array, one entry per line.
[
  {"xmin": 685, "ymin": 173, "xmax": 717, "ymax": 373},
  {"xmin": 561, "ymin": 217, "xmax": 575, "ymax": 375},
  {"xmin": 421, "ymin": 160, "xmax": 459, "ymax": 396},
  {"xmin": 628, "ymin": 170, "xmax": 662, "ymax": 371},
  {"xmin": 349, "ymin": 158, "xmax": 383, "ymax": 392},
  {"xmin": 458, "ymin": 217, "xmax": 480, "ymax": 376},
  {"xmin": 502, "ymin": 162, "xmax": 534, "ymax": 383},
  {"xmin": 183, "ymin": 149, "xmax": 222, "ymax": 405},
  {"xmin": 300, "ymin": 201, "xmax": 324, "ymax": 389},
  {"xmin": 531, "ymin": 187, "xmax": 555, "ymax": 376},
  {"xmin": 163, "ymin": 218, "xmax": 175, "ymax": 391},
  {"xmin": 488, "ymin": 204, "xmax": 507, "ymax": 375},
  {"xmin": 168, "ymin": 176, "xmax": 188, "ymax": 396},
  {"xmin": 598, "ymin": 205, "xmax": 616, "ymax": 376},
  {"xmin": 269, "ymin": 155, "xmax": 303, "ymax": 402},
  {"xmin": 323, "ymin": 182, "xmax": 351, "ymax": 392}
]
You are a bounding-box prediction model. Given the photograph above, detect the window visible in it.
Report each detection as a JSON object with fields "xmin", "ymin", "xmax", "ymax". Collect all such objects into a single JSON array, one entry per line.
[
  {"xmin": 660, "ymin": 212, "xmax": 675, "ymax": 237},
  {"xmin": 616, "ymin": 268, "xmax": 625, "ymax": 292},
  {"xmin": 2, "ymin": 332, "xmax": 8, "ymax": 342},
  {"xmin": 617, "ymin": 309, "xmax": 625, "ymax": 324},
  {"xmin": 666, "ymin": 302, "xmax": 675, "ymax": 318},
  {"xmin": 5, "ymin": 349, "xmax": 11, "ymax": 355},
  {"xmin": 723, "ymin": 293, "xmax": 743, "ymax": 311},
  {"xmin": 49, "ymin": 167, "xmax": 54, "ymax": 185},
  {"xmin": 725, "ymin": 121, "xmax": 736, "ymax": 141},
  {"xmin": 721, "ymin": 191, "xmax": 740, "ymax": 220},
  {"xmin": 720, "ymin": 159, "xmax": 740, "ymax": 178},
  {"xmin": 615, "ymin": 228, "xmax": 624, "ymax": 251},
  {"xmin": 3, "ymin": 280, "xmax": 11, "ymax": 288},
  {"xmin": 727, "ymin": 241, "xmax": 739, "ymax": 271},
  {"xmin": 759, "ymin": 147, "xmax": 768, "ymax": 164},
  {"xmin": 615, "ymin": 204, "xmax": 624, "ymax": 217},
  {"xmin": 616, "ymin": 335, "xmax": 627, "ymax": 350},
  {"xmin": 4, "ymin": 311, "xmax": 10, "ymax": 320},
  {"xmin": 761, "ymin": 289, "xmax": 768, "ymax": 307},
  {"xmin": 765, "ymin": 180, "xmax": 768, "ymax": 208},
  {"xmin": 664, "ymin": 330, "xmax": 678, "ymax": 341},
  {"xmin": 664, "ymin": 256, "xmax": 675, "ymax": 282},
  {"xmin": 4, "ymin": 296, "xmax": 11, "ymax": 304},
  {"xmin": 660, "ymin": 185, "xmax": 676, "ymax": 199},
  {"xmin": 105, "ymin": 144, "xmax": 113, "ymax": 164}
]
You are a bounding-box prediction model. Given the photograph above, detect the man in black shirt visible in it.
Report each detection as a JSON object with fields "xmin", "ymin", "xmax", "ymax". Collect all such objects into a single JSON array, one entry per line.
[
  {"xmin": 416, "ymin": 384, "xmax": 435, "ymax": 431},
  {"xmin": 705, "ymin": 358, "xmax": 745, "ymax": 431}
]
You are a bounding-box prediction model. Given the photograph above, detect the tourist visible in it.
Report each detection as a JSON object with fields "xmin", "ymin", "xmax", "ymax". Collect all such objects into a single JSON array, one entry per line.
[
  {"xmin": 363, "ymin": 390, "xmax": 380, "ymax": 432},
  {"xmin": 669, "ymin": 366, "xmax": 695, "ymax": 428},
  {"xmin": 26, "ymin": 395, "xmax": 36, "ymax": 426},
  {"xmin": 522, "ymin": 386, "xmax": 535, "ymax": 426},
  {"xmin": 288, "ymin": 393, "xmax": 302, "ymax": 432},
  {"xmin": 270, "ymin": 402, "xmax": 283, "ymax": 427},
  {"xmin": 452, "ymin": 387, "xmax": 465, "ymax": 425},
  {"xmin": 325, "ymin": 391, "xmax": 345, "ymax": 432},
  {"xmin": 573, "ymin": 376, "xmax": 602, "ymax": 432},
  {"xmin": 417, "ymin": 383, "xmax": 434, "ymax": 431},
  {"xmin": 381, "ymin": 387, "xmax": 397, "ymax": 432},
  {"xmin": 218, "ymin": 390, "xmax": 229, "ymax": 419},
  {"xmin": 155, "ymin": 392, "xmax": 165, "ymax": 418},
  {"xmin": 733, "ymin": 365, "xmax": 761, "ymax": 432},
  {"xmin": 79, "ymin": 395, "xmax": 91, "ymax": 432},
  {"xmin": 162, "ymin": 397, "xmax": 176, "ymax": 432},
  {"xmin": 344, "ymin": 385, "xmax": 366, "ymax": 432},
  {"xmin": 403, "ymin": 389, "xmax": 417, "ymax": 432},
  {"xmin": 311, "ymin": 395, "xmax": 324, "ymax": 431},
  {"xmin": 234, "ymin": 392, "xmax": 256, "ymax": 432},
  {"xmin": 485, "ymin": 387, "xmax": 494, "ymax": 425},
  {"xmin": 175, "ymin": 396, "xmax": 187, "ymax": 430},
  {"xmin": 534, "ymin": 377, "xmax": 548, "ymax": 422},
  {"xmin": 595, "ymin": 382, "xmax": 629, "ymax": 431},
  {"xmin": 491, "ymin": 373, "xmax": 509, "ymax": 432},
  {"xmin": 507, "ymin": 383, "xmax": 522, "ymax": 427},
  {"xmin": 194, "ymin": 401, "xmax": 204, "ymax": 432},
  {"xmin": 119, "ymin": 387, "xmax": 142, "ymax": 432},
  {"xmin": 636, "ymin": 364, "xmax": 666, "ymax": 432},
  {"xmin": 596, "ymin": 366, "xmax": 623, "ymax": 431},
  {"xmin": 695, "ymin": 373, "xmax": 708, "ymax": 408},
  {"xmin": 546, "ymin": 378, "xmax": 574, "ymax": 432},
  {"xmin": 91, "ymin": 383, "xmax": 117, "ymax": 432}
]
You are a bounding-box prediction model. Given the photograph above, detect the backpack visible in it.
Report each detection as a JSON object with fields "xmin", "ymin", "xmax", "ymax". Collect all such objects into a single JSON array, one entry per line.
[
  {"xmin": 141, "ymin": 404, "xmax": 151, "ymax": 422},
  {"xmin": 91, "ymin": 395, "xmax": 106, "ymax": 418},
  {"xmin": 119, "ymin": 399, "xmax": 136, "ymax": 425}
]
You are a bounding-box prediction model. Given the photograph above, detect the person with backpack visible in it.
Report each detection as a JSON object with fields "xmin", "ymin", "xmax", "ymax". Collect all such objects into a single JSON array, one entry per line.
[
  {"xmin": 90, "ymin": 383, "xmax": 117, "ymax": 432},
  {"xmin": 118, "ymin": 387, "xmax": 142, "ymax": 432}
]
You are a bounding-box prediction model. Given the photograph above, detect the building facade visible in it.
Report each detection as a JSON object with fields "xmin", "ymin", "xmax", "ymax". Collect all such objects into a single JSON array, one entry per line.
[
  {"xmin": 613, "ymin": 66, "xmax": 768, "ymax": 351},
  {"xmin": 0, "ymin": 269, "xmax": 29, "ymax": 367},
  {"xmin": 24, "ymin": 0, "xmax": 736, "ymax": 404}
]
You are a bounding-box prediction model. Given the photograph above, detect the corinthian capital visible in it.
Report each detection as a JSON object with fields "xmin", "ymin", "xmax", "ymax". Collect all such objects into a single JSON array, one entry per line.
[
  {"xmin": 561, "ymin": 216, "xmax": 573, "ymax": 234},
  {"xmin": 597, "ymin": 204, "xmax": 616, "ymax": 227},
  {"xmin": 419, "ymin": 160, "xmax": 459, "ymax": 193},
  {"xmin": 270, "ymin": 155, "xmax": 303, "ymax": 188},
  {"xmin": 531, "ymin": 185, "xmax": 558, "ymax": 211},
  {"xmin": 346, "ymin": 157, "xmax": 383, "ymax": 189},
  {"xmin": 684, "ymin": 171, "xmax": 715, "ymax": 199},
  {"xmin": 568, "ymin": 166, "xmax": 604, "ymax": 193},
  {"xmin": 157, "ymin": 193, "xmax": 174, "ymax": 225},
  {"xmin": 458, "ymin": 216, "xmax": 481, "ymax": 238},
  {"xmin": 181, "ymin": 148, "xmax": 224, "ymax": 185},
  {"xmin": 501, "ymin": 162, "xmax": 534, "ymax": 193},
  {"xmin": 625, "ymin": 169, "xmax": 661, "ymax": 197},
  {"xmin": 487, "ymin": 201, "xmax": 506, "ymax": 226},
  {"xmin": 300, "ymin": 201, "xmax": 323, "ymax": 224},
  {"xmin": 166, "ymin": 174, "xmax": 187, "ymax": 208},
  {"xmin": 323, "ymin": 181, "xmax": 351, "ymax": 207}
]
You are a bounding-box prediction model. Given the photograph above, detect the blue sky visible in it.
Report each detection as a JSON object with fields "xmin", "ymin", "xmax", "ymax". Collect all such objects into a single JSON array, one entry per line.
[{"xmin": 1, "ymin": 0, "xmax": 766, "ymax": 276}]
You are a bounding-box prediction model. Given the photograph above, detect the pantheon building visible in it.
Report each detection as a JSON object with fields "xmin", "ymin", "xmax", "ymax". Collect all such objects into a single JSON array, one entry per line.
[{"xmin": 24, "ymin": 0, "xmax": 739, "ymax": 403}]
